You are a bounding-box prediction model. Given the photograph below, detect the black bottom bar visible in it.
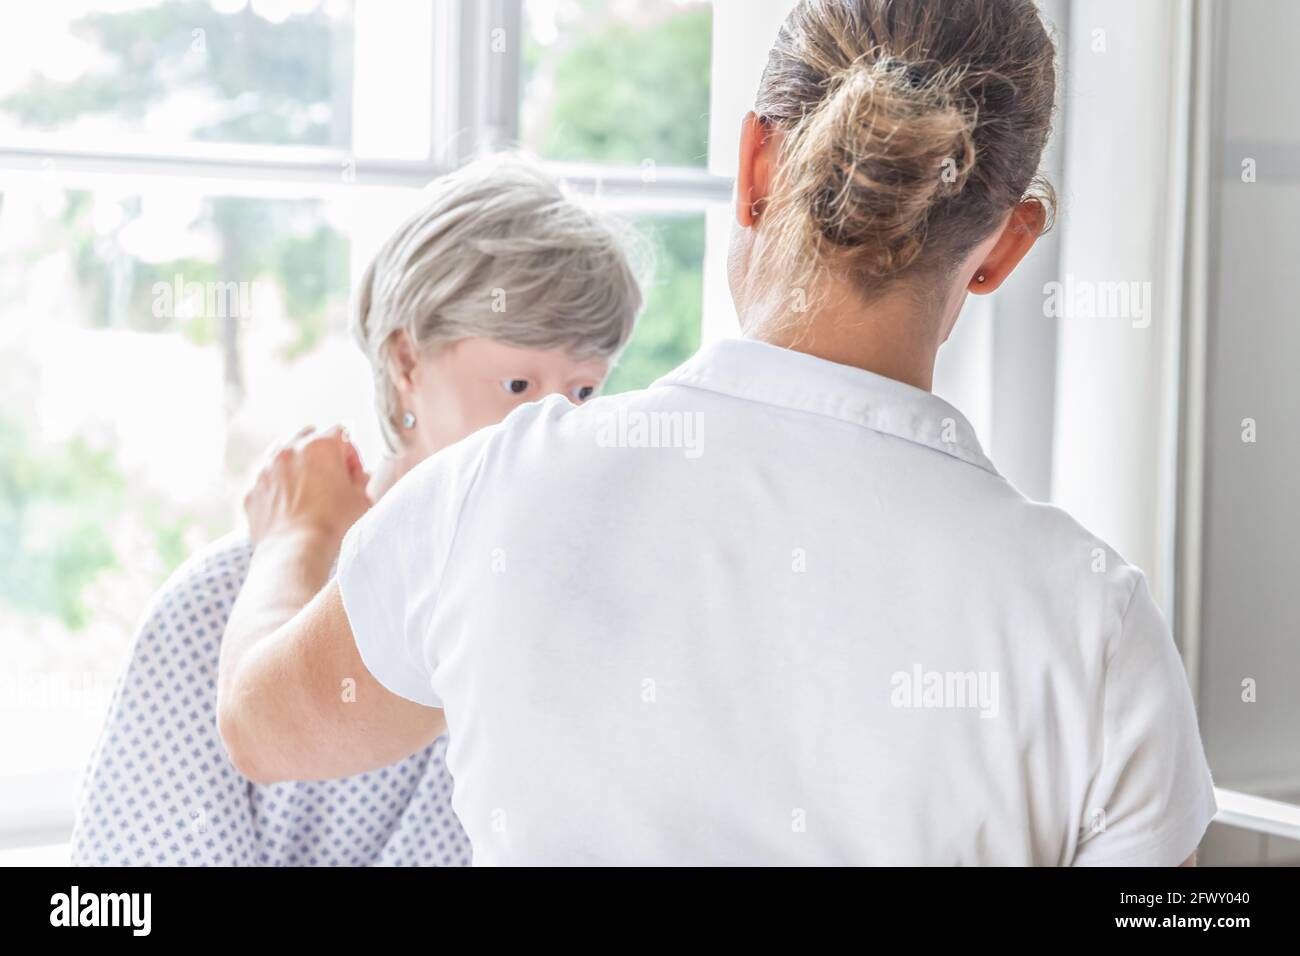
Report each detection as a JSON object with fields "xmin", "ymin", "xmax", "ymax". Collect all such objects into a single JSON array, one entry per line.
[{"xmin": 0, "ymin": 865, "xmax": 1284, "ymax": 941}]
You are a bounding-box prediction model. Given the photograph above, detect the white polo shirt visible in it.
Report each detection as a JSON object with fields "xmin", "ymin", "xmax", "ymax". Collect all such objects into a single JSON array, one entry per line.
[{"xmin": 337, "ymin": 336, "xmax": 1217, "ymax": 866}]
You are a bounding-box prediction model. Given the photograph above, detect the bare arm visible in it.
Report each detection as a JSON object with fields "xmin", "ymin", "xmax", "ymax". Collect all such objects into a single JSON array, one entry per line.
[{"xmin": 216, "ymin": 428, "xmax": 444, "ymax": 784}]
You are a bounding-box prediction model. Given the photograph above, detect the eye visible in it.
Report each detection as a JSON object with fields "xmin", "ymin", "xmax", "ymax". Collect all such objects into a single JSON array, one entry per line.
[
  {"xmin": 572, "ymin": 385, "xmax": 596, "ymax": 402},
  {"xmin": 501, "ymin": 379, "xmax": 530, "ymax": 396}
]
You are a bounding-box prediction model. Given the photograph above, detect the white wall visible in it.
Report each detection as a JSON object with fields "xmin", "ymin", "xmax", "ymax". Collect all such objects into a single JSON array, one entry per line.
[
  {"xmin": 1050, "ymin": 0, "xmax": 1190, "ymax": 612},
  {"xmin": 1194, "ymin": 0, "xmax": 1300, "ymax": 797}
]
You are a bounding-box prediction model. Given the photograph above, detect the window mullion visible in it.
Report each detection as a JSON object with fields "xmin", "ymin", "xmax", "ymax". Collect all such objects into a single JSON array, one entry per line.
[{"xmin": 449, "ymin": 0, "xmax": 522, "ymax": 165}]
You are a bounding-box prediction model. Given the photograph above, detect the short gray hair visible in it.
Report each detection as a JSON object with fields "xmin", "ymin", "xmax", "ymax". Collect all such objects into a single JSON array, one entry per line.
[{"xmin": 352, "ymin": 153, "xmax": 645, "ymax": 451}]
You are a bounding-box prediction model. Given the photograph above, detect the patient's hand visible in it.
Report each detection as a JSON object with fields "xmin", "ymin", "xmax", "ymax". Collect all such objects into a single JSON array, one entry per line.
[{"xmin": 244, "ymin": 425, "xmax": 371, "ymax": 550}]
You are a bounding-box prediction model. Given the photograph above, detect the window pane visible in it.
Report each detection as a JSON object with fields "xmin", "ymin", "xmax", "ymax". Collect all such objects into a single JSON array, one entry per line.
[
  {"xmin": 603, "ymin": 212, "xmax": 704, "ymax": 394},
  {"xmin": 521, "ymin": 0, "xmax": 713, "ymax": 168},
  {"xmin": 0, "ymin": 180, "xmax": 385, "ymax": 777},
  {"xmin": 0, "ymin": 0, "xmax": 357, "ymax": 151}
]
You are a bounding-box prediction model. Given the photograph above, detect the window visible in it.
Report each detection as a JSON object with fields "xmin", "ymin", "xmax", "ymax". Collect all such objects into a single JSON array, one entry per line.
[
  {"xmin": 521, "ymin": 0, "xmax": 713, "ymax": 168},
  {"xmin": 0, "ymin": 1, "xmax": 359, "ymax": 152},
  {"xmin": 0, "ymin": 184, "xmax": 367, "ymax": 783},
  {"xmin": 0, "ymin": 0, "xmax": 726, "ymax": 846}
]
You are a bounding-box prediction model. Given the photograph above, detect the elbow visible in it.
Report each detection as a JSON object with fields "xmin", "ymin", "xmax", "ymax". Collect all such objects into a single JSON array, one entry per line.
[{"xmin": 216, "ymin": 687, "xmax": 280, "ymax": 786}]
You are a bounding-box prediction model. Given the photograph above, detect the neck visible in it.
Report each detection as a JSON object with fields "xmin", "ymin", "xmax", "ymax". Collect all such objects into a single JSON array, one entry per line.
[
  {"xmin": 366, "ymin": 449, "xmax": 422, "ymax": 501},
  {"xmin": 742, "ymin": 281, "xmax": 944, "ymax": 392}
]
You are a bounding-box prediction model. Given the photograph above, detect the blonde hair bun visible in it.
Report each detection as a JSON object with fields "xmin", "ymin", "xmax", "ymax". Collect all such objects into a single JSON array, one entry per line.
[
  {"xmin": 790, "ymin": 55, "xmax": 976, "ymax": 277},
  {"xmin": 755, "ymin": 0, "xmax": 1057, "ymax": 296}
]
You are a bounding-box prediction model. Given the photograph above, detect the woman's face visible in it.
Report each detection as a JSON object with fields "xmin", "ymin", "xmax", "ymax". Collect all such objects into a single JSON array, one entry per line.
[{"xmin": 399, "ymin": 337, "xmax": 610, "ymax": 462}]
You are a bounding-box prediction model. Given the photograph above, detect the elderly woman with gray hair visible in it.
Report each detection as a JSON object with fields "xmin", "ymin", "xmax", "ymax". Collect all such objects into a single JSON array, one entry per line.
[{"xmin": 71, "ymin": 154, "xmax": 642, "ymax": 866}]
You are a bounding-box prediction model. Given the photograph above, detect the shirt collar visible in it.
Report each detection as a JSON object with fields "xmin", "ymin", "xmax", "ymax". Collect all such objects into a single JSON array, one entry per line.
[{"xmin": 652, "ymin": 337, "xmax": 998, "ymax": 476}]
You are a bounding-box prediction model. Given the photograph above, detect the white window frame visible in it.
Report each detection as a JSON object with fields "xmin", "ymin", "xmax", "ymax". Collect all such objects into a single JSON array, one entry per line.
[{"xmin": 0, "ymin": 1, "xmax": 733, "ymax": 201}]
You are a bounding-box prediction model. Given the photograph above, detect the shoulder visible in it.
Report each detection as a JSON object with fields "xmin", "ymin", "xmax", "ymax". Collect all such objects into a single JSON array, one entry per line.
[
  {"xmin": 167, "ymin": 532, "xmax": 251, "ymax": 598},
  {"xmin": 968, "ymin": 478, "xmax": 1152, "ymax": 652},
  {"xmin": 481, "ymin": 392, "xmax": 596, "ymax": 452},
  {"xmin": 104, "ymin": 533, "xmax": 252, "ymax": 701},
  {"xmin": 138, "ymin": 532, "xmax": 253, "ymax": 631},
  {"xmin": 426, "ymin": 393, "xmax": 610, "ymax": 490},
  {"xmin": 469, "ymin": 390, "xmax": 658, "ymax": 466}
]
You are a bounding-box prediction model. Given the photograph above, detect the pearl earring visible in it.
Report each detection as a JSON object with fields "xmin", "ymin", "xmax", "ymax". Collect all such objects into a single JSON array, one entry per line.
[
  {"xmin": 401, "ymin": 410, "xmax": 417, "ymax": 429},
  {"xmin": 976, "ymin": 274, "xmax": 987, "ymax": 284}
]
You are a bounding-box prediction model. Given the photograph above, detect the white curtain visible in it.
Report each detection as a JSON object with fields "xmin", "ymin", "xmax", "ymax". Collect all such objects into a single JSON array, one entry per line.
[{"xmin": 1049, "ymin": 0, "xmax": 1192, "ymax": 613}]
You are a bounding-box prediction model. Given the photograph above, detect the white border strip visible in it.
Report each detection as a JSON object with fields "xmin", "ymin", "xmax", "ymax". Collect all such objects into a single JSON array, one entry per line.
[
  {"xmin": 1214, "ymin": 788, "xmax": 1300, "ymax": 843},
  {"xmin": 6, "ymin": 786, "xmax": 1298, "ymax": 854},
  {"xmin": 0, "ymin": 143, "xmax": 733, "ymax": 202}
]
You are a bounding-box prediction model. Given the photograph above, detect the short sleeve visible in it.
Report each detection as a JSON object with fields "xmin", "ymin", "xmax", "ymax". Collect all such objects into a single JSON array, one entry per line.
[
  {"xmin": 336, "ymin": 429, "xmax": 492, "ymax": 709},
  {"xmin": 1072, "ymin": 571, "xmax": 1218, "ymax": 866}
]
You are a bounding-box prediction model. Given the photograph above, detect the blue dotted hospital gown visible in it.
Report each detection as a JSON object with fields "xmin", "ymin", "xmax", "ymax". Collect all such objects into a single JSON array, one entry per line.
[{"xmin": 71, "ymin": 535, "xmax": 472, "ymax": 867}]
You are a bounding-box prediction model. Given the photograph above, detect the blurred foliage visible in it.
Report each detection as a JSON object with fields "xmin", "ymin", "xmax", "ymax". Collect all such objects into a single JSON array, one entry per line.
[
  {"xmin": 523, "ymin": 0, "xmax": 712, "ymax": 392},
  {"xmin": 0, "ymin": 404, "xmax": 209, "ymax": 629},
  {"xmin": 525, "ymin": 1, "xmax": 712, "ymax": 167},
  {"xmin": 1, "ymin": 0, "xmax": 352, "ymax": 147},
  {"xmin": 0, "ymin": 414, "xmax": 122, "ymax": 629},
  {"xmin": 273, "ymin": 220, "xmax": 350, "ymax": 358},
  {"xmin": 2, "ymin": 3, "xmax": 351, "ymax": 365},
  {"xmin": 1, "ymin": 4, "xmax": 352, "ymax": 630},
  {"xmin": 604, "ymin": 215, "xmax": 704, "ymax": 395}
]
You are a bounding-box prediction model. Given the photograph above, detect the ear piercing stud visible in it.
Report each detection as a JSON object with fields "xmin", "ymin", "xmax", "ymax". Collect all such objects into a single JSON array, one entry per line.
[{"xmin": 402, "ymin": 410, "xmax": 417, "ymax": 429}]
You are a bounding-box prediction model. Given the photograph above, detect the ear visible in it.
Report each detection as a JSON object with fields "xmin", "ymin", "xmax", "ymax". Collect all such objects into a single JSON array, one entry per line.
[
  {"xmin": 967, "ymin": 200, "xmax": 1048, "ymax": 294},
  {"xmin": 384, "ymin": 330, "xmax": 419, "ymax": 395},
  {"xmin": 735, "ymin": 112, "xmax": 780, "ymax": 229}
]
